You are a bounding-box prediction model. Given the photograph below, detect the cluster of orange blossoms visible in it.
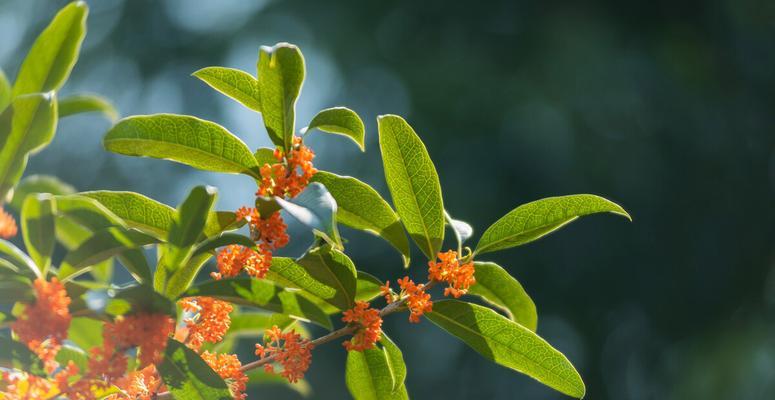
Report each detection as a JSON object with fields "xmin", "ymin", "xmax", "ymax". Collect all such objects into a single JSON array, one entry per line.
[
  {"xmin": 0, "ymin": 205, "xmax": 17, "ymax": 238},
  {"xmin": 258, "ymin": 136, "xmax": 318, "ymax": 198},
  {"xmin": 255, "ymin": 326, "xmax": 314, "ymax": 383},
  {"xmin": 11, "ymin": 277, "xmax": 72, "ymax": 373},
  {"xmin": 108, "ymin": 365, "xmax": 160, "ymax": 400},
  {"xmin": 179, "ymin": 296, "xmax": 233, "ymax": 351},
  {"xmin": 381, "ymin": 277, "xmax": 434, "ymax": 323},
  {"xmin": 201, "ymin": 352, "xmax": 249, "ymax": 400},
  {"xmin": 428, "ymin": 250, "xmax": 476, "ymax": 298},
  {"xmin": 341, "ymin": 301, "xmax": 383, "ymax": 351}
]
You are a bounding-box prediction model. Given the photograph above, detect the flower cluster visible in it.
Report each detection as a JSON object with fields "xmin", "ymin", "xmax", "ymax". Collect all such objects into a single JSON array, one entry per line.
[
  {"xmin": 201, "ymin": 352, "xmax": 249, "ymax": 400},
  {"xmin": 387, "ymin": 278, "xmax": 433, "ymax": 323},
  {"xmin": 109, "ymin": 365, "xmax": 162, "ymax": 400},
  {"xmin": 179, "ymin": 296, "xmax": 233, "ymax": 351},
  {"xmin": 11, "ymin": 277, "xmax": 72, "ymax": 373},
  {"xmin": 428, "ymin": 250, "xmax": 476, "ymax": 298},
  {"xmin": 255, "ymin": 326, "xmax": 314, "ymax": 383},
  {"xmin": 341, "ymin": 301, "xmax": 383, "ymax": 351},
  {"xmin": 258, "ymin": 137, "xmax": 317, "ymax": 198},
  {"xmin": 0, "ymin": 205, "xmax": 17, "ymax": 238},
  {"xmin": 213, "ymin": 244, "xmax": 271, "ymax": 280}
]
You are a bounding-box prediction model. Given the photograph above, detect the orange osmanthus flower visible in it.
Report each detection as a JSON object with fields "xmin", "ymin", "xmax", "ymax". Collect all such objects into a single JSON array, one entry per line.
[
  {"xmin": 101, "ymin": 313, "xmax": 175, "ymax": 367},
  {"xmin": 341, "ymin": 301, "xmax": 383, "ymax": 351},
  {"xmin": 0, "ymin": 206, "xmax": 17, "ymax": 238},
  {"xmin": 108, "ymin": 365, "xmax": 162, "ymax": 400},
  {"xmin": 179, "ymin": 296, "xmax": 233, "ymax": 351},
  {"xmin": 397, "ymin": 277, "xmax": 433, "ymax": 323},
  {"xmin": 428, "ymin": 250, "xmax": 476, "ymax": 298},
  {"xmin": 11, "ymin": 277, "xmax": 72, "ymax": 373},
  {"xmin": 0, "ymin": 371, "xmax": 57, "ymax": 399},
  {"xmin": 201, "ymin": 352, "xmax": 248, "ymax": 400},
  {"xmin": 255, "ymin": 326, "xmax": 314, "ymax": 383},
  {"xmin": 257, "ymin": 137, "xmax": 317, "ymax": 198},
  {"xmin": 214, "ymin": 244, "xmax": 271, "ymax": 280}
]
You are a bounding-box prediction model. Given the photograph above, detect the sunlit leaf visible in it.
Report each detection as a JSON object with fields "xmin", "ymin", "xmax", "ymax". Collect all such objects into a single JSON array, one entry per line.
[
  {"xmin": 311, "ymin": 171, "xmax": 410, "ymax": 267},
  {"xmin": 158, "ymin": 339, "xmax": 232, "ymax": 400},
  {"xmin": 9, "ymin": 174, "xmax": 75, "ymax": 211},
  {"xmin": 468, "ymin": 261, "xmax": 537, "ymax": 331},
  {"xmin": 377, "ymin": 115, "xmax": 444, "ymax": 260},
  {"xmin": 0, "ymin": 69, "xmax": 9, "ymax": 111},
  {"xmin": 193, "ymin": 67, "xmax": 261, "ymax": 113},
  {"xmin": 21, "ymin": 193, "xmax": 55, "ymax": 274},
  {"xmin": 0, "ymin": 239, "xmax": 40, "ymax": 278},
  {"xmin": 59, "ymin": 93, "xmax": 118, "ymax": 121},
  {"xmin": 475, "ymin": 194, "xmax": 631, "ymax": 255},
  {"xmin": 257, "ymin": 43, "xmax": 304, "ymax": 149},
  {"xmin": 345, "ymin": 334, "xmax": 409, "ymax": 400},
  {"xmin": 103, "ymin": 114, "xmax": 260, "ymax": 178},
  {"xmin": 302, "ymin": 107, "xmax": 365, "ymax": 151},
  {"xmin": 59, "ymin": 227, "xmax": 158, "ymax": 281},
  {"xmin": 427, "ymin": 300, "xmax": 585, "ymax": 398}
]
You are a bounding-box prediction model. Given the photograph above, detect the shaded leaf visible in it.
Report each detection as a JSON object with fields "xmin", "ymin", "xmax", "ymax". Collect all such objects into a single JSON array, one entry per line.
[
  {"xmin": 103, "ymin": 114, "xmax": 260, "ymax": 177},
  {"xmin": 345, "ymin": 334, "xmax": 409, "ymax": 400},
  {"xmin": 193, "ymin": 67, "xmax": 261, "ymax": 112},
  {"xmin": 21, "ymin": 193, "xmax": 56, "ymax": 274},
  {"xmin": 302, "ymin": 107, "xmax": 365, "ymax": 151},
  {"xmin": 192, "ymin": 233, "xmax": 256, "ymax": 256},
  {"xmin": 0, "ymin": 69, "xmax": 9, "ymax": 111},
  {"xmin": 427, "ymin": 300, "xmax": 585, "ymax": 398},
  {"xmin": 257, "ymin": 43, "xmax": 304, "ymax": 149},
  {"xmin": 275, "ymin": 182, "xmax": 341, "ymax": 248},
  {"xmin": 181, "ymin": 278, "xmax": 332, "ymax": 329},
  {"xmin": 158, "ymin": 339, "xmax": 232, "ymax": 400},
  {"xmin": 377, "ymin": 115, "xmax": 444, "ymax": 260},
  {"xmin": 0, "ymin": 334, "xmax": 46, "ymax": 377},
  {"xmin": 245, "ymin": 368, "xmax": 312, "ymax": 397},
  {"xmin": 311, "ymin": 171, "xmax": 410, "ymax": 267},
  {"xmin": 468, "ymin": 261, "xmax": 537, "ymax": 331},
  {"xmin": 475, "ymin": 194, "xmax": 631, "ymax": 255},
  {"xmin": 59, "ymin": 93, "xmax": 118, "ymax": 121},
  {"xmin": 59, "ymin": 227, "xmax": 158, "ymax": 280},
  {"xmin": 254, "ymin": 147, "xmax": 277, "ymax": 166},
  {"xmin": 11, "ymin": 1, "xmax": 87, "ymax": 96},
  {"xmin": 0, "ymin": 239, "xmax": 40, "ymax": 277},
  {"xmin": 0, "ymin": 274, "xmax": 33, "ymax": 304},
  {"xmin": 268, "ymin": 245, "xmax": 357, "ymax": 311},
  {"xmin": 0, "ymin": 92, "xmax": 58, "ymax": 199},
  {"xmin": 9, "ymin": 174, "xmax": 75, "ymax": 211}
]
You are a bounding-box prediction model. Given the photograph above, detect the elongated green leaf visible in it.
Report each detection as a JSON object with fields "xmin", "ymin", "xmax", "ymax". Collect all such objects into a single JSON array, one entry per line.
[
  {"xmin": 192, "ymin": 233, "xmax": 256, "ymax": 256},
  {"xmin": 254, "ymin": 147, "xmax": 276, "ymax": 166},
  {"xmin": 163, "ymin": 252, "xmax": 211, "ymax": 299},
  {"xmin": 55, "ymin": 194, "xmax": 126, "ymax": 231},
  {"xmin": 0, "ymin": 239, "xmax": 40, "ymax": 277},
  {"xmin": 468, "ymin": 262, "xmax": 537, "ymax": 331},
  {"xmin": 9, "ymin": 174, "xmax": 75, "ymax": 211},
  {"xmin": 21, "ymin": 194, "xmax": 55, "ymax": 274},
  {"xmin": 257, "ymin": 43, "xmax": 305, "ymax": 149},
  {"xmin": 245, "ymin": 368, "xmax": 312, "ymax": 397},
  {"xmin": 475, "ymin": 194, "xmax": 631, "ymax": 255},
  {"xmin": 0, "ymin": 92, "xmax": 58, "ymax": 199},
  {"xmin": 311, "ymin": 171, "xmax": 410, "ymax": 266},
  {"xmin": 103, "ymin": 114, "xmax": 260, "ymax": 177},
  {"xmin": 0, "ymin": 69, "xmax": 10, "ymax": 112},
  {"xmin": 355, "ymin": 271, "xmax": 384, "ymax": 303},
  {"xmin": 193, "ymin": 67, "xmax": 261, "ymax": 112},
  {"xmin": 59, "ymin": 227, "xmax": 157, "ymax": 280},
  {"xmin": 377, "ymin": 115, "xmax": 444, "ymax": 260},
  {"xmin": 181, "ymin": 278, "xmax": 332, "ymax": 329},
  {"xmin": 427, "ymin": 300, "xmax": 585, "ymax": 398},
  {"xmin": 302, "ymin": 107, "xmax": 365, "ymax": 151},
  {"xmin": 108, "ymin": 284, "xmax": 176, "ymax": 317},
  {"xmin": 67, "ymin": 317, "xmax": 104, "ymax": 350},
  {"xmin": 268, "ymin": 245, "xmax": 357, "ymax": 311},
  {"xmin": 227, "ymin": 313, "xmax": 296, "ymax": 337},
  {"xmin": 158, "ymin": 339, "xmax": 232, "ymax": 400},
  {"xmin": 345, "ymin": 335, "xmax": 409, "ymax": 400},
  {"xmin": 59, "ymin": 94, "xmax": 118, "ymax": 121},
  {"xmin": 11, "ymin": 1, "xmax": 87, "ymax": 97},
  {"xmin": 0, "ymin": 274, "xmax": 33, "ymax": 304},
  {"xmin": 0, "ymin": 334, "xmax": 46, "ymax": 377},
  {"xmin": 117, "ymin": 248, "xmax": 152, "ymax": 284},
  {"xmin": 276, "ymin": 182, "xmax": 342, "ymax": 248}
]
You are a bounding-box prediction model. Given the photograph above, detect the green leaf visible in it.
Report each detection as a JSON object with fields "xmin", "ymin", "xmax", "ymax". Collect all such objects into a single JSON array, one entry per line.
[
  {"xmin": 80, "ymin": 191, "xmax": 175, "ymax": 239},
  {"xmin": 181, "ymin": 278, "xmax": 332, "ymax": 330},
  {"xmin": 275, "ymin": 182, "xmax": 342, "ymax": 248},
  {"xmin": 203, "ymin": 211, "xmax": 243, "ymax": 237},
  {"xmin": 227, "ymin": 312, "xmax": 296, "ymax": 337},
  {"xmin": 0, "ymin": 239, "xmax": 40, "ymax": 277},
  {"xmin": 377, "ymin": 115, "xmax": 444, "ymax": 260},
  {"xmin": 158, "ymin": 339, "xmax": 233, "ymax": 400},
  {"xmin": 59, "ymin": 227, "xmax": 158, "ymax": 280},
  {"xmin": 445, "ymin": 210, "xmax": 473, "ymax": 249},
  {"xmin": 468, "ymin": 262, "xmax": 537, "ymax": 331},
  {"xmin": 0, "ymin": 92, "xmax": 58, "ymax": 199},
  {"xmin": 192, "ymin": 233, "xmax": 256, "ymax": 257},
  {"xmin": 21, "ymin": 193, "xmax": 56, "ymax": 275},
  {"xmin": 302, "ymin": 107, "xmax": 365, "ymax": 151},
  {"xmin": 254, "ymin": 147, "xmax": 276, "ymax": 166},
  {"xmin": 0, "ymin": 334, "xmax": 46, "ymax": 377},
  {"xmin": 257, "ymin": 43, "xmax": 305, "ymax": 149},
  {"xmin": 345, "ymin": 334, "xmax": 409, "ymax": 400},
  {"xmin": 427, "ymin": 300, "xmax": 585, "ymax": 398},
  {"xmin": 475, "ymin": 194, "xmax": 631, "ymax": 256},
  {"xmin": 355, "ymin": 271, "xmax": 384, "ymax": 303},
  {"xmin": 193, "ymin": 67, "xmax": 261, "ymax": 113},
  {"xmin": 116, "ymin": 248, "xmax": 152, "ymax": 283},
  {"xmin": 108, "ymin": 284, "xmax": 176, "ymax": 317},
  {"xmin": 162, "ymin": 252, "xmax": 211, "ymax": 299},
  {"xmin": 268, "ymin": 245, "xmax": 357, "ymax": 311},
  {"xmin": 103, "ymin": 114, "xmax": 260, "ymax": 177},
  {"xmin": 67, "ymin": 316, "xmax": 104, "ymax": 350},
  {"xmin": 55, "ymin": 344, "xmax": 89, "ymax": 372},
  {"xmin": 311, "ymin": 171, "xmax": 410, "ymax": 267},
  {"xmin": 9, "ymin": 174, "xmax": 75, "ymax": 211},
  {"xmin": 0, "ymin": 69, "xmax": 11, "ymax": 112},
  {"xmin": 55, "ymin": 194, "xmax": 127, "ymax": 231},
  {"xmin": 59, "ymin": 94, "xmax": 118, "ymax": 121},
  {"xmin": 0, "ymin": 274, "xmax": 33, "ymax": 304},
  {"xmin": 245, "ymin": 368, "xmax": 312, "ymax": 397},
  {"xmin": 11, "ymin": 1, "xmax": 87, "ymax": 97}
]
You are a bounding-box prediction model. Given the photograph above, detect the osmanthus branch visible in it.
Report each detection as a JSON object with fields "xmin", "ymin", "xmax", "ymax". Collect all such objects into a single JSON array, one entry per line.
[{"xmin": 153, "ymin": 280, "xmax": 436, "ymax": 400}]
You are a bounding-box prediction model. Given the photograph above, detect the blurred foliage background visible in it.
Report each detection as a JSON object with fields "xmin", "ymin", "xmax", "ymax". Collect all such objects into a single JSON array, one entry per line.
[{"xmin": 2, "ymin": 0, "xmax": 774, "ymax": 398}]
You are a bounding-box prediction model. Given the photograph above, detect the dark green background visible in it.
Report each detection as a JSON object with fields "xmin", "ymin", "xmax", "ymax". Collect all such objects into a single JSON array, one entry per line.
[{"xmin": 2, "ymin": 0, "xmax": 773, "ymax": 398}]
